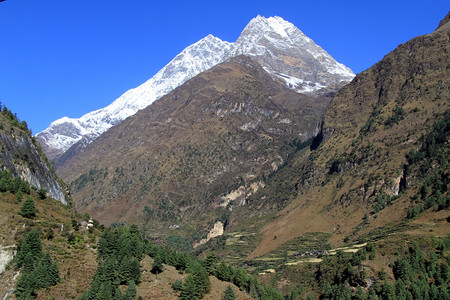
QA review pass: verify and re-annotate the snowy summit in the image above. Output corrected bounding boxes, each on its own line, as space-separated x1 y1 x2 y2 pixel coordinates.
36 16 354 160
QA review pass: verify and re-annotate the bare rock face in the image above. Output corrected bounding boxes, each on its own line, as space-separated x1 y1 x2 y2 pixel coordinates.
0 122 68 205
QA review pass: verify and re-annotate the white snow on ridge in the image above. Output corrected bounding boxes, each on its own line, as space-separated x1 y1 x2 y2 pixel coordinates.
266 16 290 39
37 15 355 158
37 35 234 156
272 71 326 93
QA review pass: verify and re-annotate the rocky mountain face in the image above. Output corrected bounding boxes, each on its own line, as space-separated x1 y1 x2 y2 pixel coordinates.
36 15 354 164
234 16 354 93
0 108 68 205
244 12 450 258
57 55 327 231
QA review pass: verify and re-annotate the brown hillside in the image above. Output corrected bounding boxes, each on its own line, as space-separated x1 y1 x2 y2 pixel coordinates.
249 13 450 258
58 55 329 234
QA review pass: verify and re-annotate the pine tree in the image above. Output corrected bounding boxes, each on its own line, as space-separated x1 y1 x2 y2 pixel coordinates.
191 262 210 297
152 254 163 275
123 280 137 300
179 274 199 300
16 230 42 268
0 178 7 192
22 252 35 274
216 260 234 282
37 188 47 199
222 285 237 300
114 287 123 300
172 279 183 292
19 196 36 219
15 272 34 299
233 268 248 291
41 251 61 286
129 258 141 283
118 256 133 284
205 253 218 275
97 282 113 300
16 189 23 203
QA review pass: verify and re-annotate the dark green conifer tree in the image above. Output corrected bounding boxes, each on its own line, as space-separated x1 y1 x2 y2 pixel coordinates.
37 188 47 199
16 189 23 203
22 252 35 274
97 282 113 300
205 253 218 275
129 258 141 283
233 268 248 291
179 274 199 300
19 196 36 219
123 280 137 300
216 261 234 282
0 178 7 192
222 285 237 300
191 262 210 297
152 254 163 275
15 272 35 299
16 230 42 268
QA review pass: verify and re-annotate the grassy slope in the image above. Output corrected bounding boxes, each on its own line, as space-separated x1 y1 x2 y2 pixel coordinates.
247 15 450 258
0 191 253 300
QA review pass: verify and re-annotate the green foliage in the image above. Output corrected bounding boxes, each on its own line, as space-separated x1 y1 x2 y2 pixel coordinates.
167 235 193 253
123 280 137 300
16 230 42 268
384 106 405 127
1 105 31 133
19 196 36 219
179 274 199 300
222 285 237 300
14 231 59 299
294 236 450 299
0 169 31 195
404 114 450 219
81 225 144 299
373 193 393 214
151 254 163 274
171 279 183 292
189 262 211 297
205 252 219 274
37 188 47 199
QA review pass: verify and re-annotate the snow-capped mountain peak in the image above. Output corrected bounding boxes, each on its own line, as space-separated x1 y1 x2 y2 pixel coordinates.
234 15 354 92
36 34 233 159
36 15 354 162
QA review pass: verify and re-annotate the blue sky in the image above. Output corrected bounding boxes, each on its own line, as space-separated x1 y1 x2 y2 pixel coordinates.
1 1 448 134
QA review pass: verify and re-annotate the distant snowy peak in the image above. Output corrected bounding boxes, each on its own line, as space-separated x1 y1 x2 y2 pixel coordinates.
36 34 233 159
234 15 354 93
37 15 355 161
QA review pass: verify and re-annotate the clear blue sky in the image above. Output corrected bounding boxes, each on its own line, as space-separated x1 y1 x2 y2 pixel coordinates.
1 1 448 134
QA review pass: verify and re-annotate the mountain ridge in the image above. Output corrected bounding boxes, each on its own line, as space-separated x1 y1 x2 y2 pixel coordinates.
57 55 327 230
246 13 450 258
36 15 354 162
